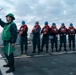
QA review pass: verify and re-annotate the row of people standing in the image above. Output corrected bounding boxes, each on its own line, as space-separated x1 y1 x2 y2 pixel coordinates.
18 21 76 55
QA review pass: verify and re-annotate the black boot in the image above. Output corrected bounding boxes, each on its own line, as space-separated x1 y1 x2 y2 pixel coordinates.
32 50 36 53
73 48 75 51
58 47 61 52
51 48 53 52
46 49 48 53
64 48 68 51
40 48 43 52
21 51 23 55
3 64 10 67
38 51 40 54
6 67 15 73
69 47 71 51
56 48 58 52
25 50 27 54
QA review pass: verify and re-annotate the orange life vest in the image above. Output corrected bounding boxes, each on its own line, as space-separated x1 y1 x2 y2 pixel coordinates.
32 25 40 32
60 26 66 33
51 26 58 33
68 26 75 34
42 25 49 34
19 25 27 32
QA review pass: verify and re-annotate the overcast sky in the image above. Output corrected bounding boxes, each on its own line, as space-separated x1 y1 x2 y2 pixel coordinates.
0 0 76 33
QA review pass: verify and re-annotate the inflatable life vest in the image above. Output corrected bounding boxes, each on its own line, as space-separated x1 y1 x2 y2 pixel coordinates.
68 27 75 34
19 25 27 35
51 26 58 34
60 26 66 33
32 25 40 32
42 25 49 34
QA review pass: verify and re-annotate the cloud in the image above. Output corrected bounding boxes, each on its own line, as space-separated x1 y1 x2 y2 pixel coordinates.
0 0 76 33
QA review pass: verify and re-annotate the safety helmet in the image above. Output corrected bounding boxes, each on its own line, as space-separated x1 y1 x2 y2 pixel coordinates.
22 21 25 25
61 23 65 26
70 23 73 27
45 21 48 25
52 23 56 26
35 21 39 24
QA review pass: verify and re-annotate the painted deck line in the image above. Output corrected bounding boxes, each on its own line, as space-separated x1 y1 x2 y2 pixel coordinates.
0 54 14 75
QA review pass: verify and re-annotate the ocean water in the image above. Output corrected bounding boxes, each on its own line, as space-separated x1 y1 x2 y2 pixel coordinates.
0 35 20 45
0 34 75 45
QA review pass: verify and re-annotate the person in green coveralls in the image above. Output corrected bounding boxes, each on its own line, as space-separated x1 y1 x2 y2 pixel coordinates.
0 13 17 73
